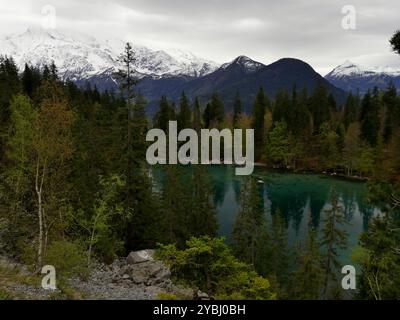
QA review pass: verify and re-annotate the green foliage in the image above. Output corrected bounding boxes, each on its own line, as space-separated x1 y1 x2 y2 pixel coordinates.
0 289 12 300
319 122 340 170
267 121 292 167
232 178 267 267
157 236 276 300
44 240 88 279
357 216 400 300
309 83 331 132
252 87 269 160
290 221 324 300
233 92 242 128
360 89 380 146
160 165 218 247
157 292 179 300
76 175 126 265
320 189 348 298
177 91 191 131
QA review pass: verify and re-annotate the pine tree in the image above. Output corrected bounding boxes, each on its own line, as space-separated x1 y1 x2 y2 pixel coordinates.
382 84 397 142
232 178 266 266
177 91 191 131
193 97 202 131
209 92 224 127
290 216 323 300
203 102 212 128
188 166 218 238
290 87 312 136
233 92 242 128
155 95 172 131
125 94 161 249
268 209 290 295
343 122 361 176
267 121 291 167
343 93 359 128
310 83 331 132
272 90 290 124
360 88 380 146
356 215 400 300
252 87 269 160
114 43 139 209
160 165 191 247
321 189 348 298
0 57 21 162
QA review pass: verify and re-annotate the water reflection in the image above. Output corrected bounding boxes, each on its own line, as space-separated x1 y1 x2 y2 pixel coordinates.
209 167 378 258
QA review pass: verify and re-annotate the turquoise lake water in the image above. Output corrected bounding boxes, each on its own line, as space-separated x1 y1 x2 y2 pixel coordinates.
207 166 379 263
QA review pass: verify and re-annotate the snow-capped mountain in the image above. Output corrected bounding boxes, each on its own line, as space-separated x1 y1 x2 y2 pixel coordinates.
325 60 400 94
0 27 219 83
220 55 265 72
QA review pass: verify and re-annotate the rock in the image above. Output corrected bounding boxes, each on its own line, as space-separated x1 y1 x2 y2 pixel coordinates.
126 250 155 265
198 291 210 300
131 274 147 285
122 274 130 280
155 268 171 281
148 261 164 276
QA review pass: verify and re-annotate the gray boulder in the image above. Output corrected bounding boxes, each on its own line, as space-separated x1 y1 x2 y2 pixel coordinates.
126 250 155 265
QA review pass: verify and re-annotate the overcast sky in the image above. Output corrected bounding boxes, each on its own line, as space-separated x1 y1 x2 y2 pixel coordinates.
1 0 399 74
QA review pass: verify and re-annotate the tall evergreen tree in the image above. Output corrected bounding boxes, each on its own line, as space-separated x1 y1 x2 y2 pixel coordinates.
321 189 348 298
209 92 224 127
188 166 218 238
233 92 242 128
114 43 139 210
310 83 331 132
343 93 359 128
232 178 266 266
193 97 202 132
290 216 323 300
252 87 269 160
203 102 211 128
360 88 380 146
177 91 191 131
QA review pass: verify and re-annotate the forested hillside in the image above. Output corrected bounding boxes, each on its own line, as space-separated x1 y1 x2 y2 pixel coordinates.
1 34 400 299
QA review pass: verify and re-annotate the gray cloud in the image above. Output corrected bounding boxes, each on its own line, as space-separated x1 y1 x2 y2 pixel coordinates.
1 0 399 74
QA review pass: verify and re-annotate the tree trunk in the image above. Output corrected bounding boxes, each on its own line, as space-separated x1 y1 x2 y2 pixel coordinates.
35 157 46 270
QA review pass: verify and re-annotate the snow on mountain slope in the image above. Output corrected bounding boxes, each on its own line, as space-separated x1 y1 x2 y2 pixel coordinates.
0 27 219 82
326 60 400 78
221 55 265 72
325 60 400 94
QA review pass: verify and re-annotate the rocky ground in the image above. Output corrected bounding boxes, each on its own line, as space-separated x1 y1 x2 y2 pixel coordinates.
0 250 203 300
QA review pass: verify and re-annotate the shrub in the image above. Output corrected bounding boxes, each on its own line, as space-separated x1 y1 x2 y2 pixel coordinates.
44 240 88 280
157 236 276 300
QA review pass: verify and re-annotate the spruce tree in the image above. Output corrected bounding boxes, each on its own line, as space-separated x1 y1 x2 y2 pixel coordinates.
155 95 172 131
193 97 202 131
233 92 242 128
321 189 348 298
343 93 359 128
360 88 380 146
252 87 269 160
232 178 266 266
203 102 212 128
177 91 191 131
310 83 331 132
209 92 224 127
290 216 324 300
188 166 218 238
114 42 139 210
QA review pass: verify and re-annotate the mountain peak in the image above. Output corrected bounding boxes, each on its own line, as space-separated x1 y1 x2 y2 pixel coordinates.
0 28 219 80
221 55 265 72
327 60 366 77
